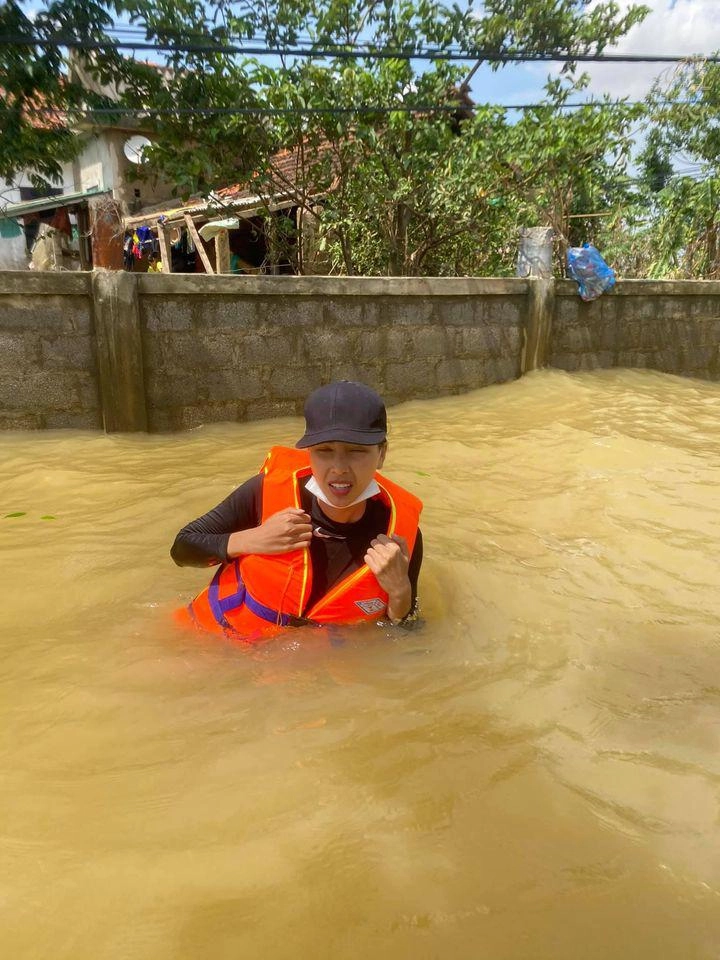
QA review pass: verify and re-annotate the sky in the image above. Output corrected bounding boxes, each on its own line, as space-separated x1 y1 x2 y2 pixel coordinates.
468 0 720 107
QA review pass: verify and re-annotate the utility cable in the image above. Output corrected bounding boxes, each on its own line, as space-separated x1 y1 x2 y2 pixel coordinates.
1 33 719 63
1 100 687 119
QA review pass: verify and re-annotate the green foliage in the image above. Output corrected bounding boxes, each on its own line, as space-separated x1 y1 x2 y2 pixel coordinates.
502 75 643 273
3 0 659 275
234 0 649 275
628 59 720 279
1 1 88 186
638 128 673 194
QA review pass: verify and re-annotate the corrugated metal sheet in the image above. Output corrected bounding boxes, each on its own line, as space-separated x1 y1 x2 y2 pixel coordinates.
1 188 107 218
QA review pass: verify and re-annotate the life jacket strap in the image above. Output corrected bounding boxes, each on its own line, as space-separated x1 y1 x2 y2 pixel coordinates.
208 561 294 628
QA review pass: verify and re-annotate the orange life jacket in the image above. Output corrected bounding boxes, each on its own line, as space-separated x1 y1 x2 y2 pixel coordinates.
178 446 422 642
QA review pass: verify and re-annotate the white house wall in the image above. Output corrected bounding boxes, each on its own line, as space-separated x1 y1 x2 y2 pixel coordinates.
1 128 178 270
73 130 177 214
0 163 75 270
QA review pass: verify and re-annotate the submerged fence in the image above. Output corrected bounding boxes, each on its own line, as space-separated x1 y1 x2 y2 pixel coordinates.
1 271 719 432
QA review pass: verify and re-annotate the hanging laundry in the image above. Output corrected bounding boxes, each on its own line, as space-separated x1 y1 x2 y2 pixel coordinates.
0 217 22 239
48 207 72 236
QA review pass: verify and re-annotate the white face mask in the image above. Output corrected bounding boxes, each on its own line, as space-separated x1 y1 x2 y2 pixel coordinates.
306 475 381 510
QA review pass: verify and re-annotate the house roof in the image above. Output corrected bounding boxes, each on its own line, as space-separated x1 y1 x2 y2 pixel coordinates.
124 143 332 229
123 139 337 230
1 188 107 219
0 87 67 131
123 190 287 229
218 141 335 204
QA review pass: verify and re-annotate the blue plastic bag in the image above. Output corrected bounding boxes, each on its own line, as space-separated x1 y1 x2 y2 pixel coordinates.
566 243 616 301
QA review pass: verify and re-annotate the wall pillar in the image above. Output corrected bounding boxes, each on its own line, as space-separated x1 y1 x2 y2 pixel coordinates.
92 270 148 432
521 277 555 373
88 195 124 269
517 226 554 279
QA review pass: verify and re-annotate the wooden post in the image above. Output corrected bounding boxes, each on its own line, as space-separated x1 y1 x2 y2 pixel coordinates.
76 206 91 270
51 231 64 270
214 228 231 274
265 214 279 275
183 214 214 274
157 223 172 273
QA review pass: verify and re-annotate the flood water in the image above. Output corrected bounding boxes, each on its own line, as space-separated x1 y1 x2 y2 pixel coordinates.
2 368 720 959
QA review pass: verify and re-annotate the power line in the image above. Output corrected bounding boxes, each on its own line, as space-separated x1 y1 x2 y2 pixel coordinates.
1 33 719 63
4 104 465 117
1 99 660 119
103 24 464 49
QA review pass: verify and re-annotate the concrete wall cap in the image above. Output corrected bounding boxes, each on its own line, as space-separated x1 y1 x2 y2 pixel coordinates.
136 274 530 297
0 270 91 296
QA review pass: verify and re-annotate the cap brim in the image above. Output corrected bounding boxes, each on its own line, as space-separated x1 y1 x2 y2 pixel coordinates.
296 427 386 449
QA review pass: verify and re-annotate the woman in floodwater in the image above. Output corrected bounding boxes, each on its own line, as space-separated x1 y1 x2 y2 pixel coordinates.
171 381 423 641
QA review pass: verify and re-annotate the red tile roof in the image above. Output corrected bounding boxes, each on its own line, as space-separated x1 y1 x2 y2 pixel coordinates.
218 140 336 203
0 88 67 130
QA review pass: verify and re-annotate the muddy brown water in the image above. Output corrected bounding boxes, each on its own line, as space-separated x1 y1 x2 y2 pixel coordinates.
1 368 719 959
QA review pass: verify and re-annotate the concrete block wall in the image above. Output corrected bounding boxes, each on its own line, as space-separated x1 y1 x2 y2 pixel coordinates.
2 271 720 433
138 276 525 431
0 273 101 429
551 280 720 379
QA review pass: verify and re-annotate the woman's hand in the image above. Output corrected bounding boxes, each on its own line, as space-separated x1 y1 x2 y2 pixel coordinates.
227 508 312 557
364 533 412 621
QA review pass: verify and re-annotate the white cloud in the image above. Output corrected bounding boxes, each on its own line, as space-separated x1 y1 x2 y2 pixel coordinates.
470 0 720 109
584 0 720 100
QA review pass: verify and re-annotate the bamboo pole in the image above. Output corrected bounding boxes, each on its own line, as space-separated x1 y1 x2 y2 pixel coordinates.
183 214 214 274
157 223 173 273
214 228 231 274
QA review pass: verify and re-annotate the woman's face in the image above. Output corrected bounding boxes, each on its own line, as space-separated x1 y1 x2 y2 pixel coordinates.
307 441 386 510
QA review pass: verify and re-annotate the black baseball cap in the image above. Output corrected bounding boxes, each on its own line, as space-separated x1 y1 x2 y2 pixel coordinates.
296 381 387 448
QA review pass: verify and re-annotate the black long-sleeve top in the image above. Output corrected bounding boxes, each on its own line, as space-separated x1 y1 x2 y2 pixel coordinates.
171 473 423 616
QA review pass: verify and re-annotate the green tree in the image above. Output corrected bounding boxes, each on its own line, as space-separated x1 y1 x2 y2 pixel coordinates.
0 0 130 187
633 58 720 278
231 0 649 274
2 0 650 275
502 76 644 274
